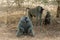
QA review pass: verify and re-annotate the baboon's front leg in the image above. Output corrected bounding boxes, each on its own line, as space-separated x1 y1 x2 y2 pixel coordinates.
16 29 23 37
16 25 24 37
36 14 38 26
28 27 34 37
40 14 42 26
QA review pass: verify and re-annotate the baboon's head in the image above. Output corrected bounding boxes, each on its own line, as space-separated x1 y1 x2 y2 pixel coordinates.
37 6 44 13
47 11 50 15
24 17 29 23
46 11 50 16
21 16 29 24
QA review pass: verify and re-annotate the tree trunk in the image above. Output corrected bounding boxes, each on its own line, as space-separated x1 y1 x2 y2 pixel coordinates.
56 1 60 18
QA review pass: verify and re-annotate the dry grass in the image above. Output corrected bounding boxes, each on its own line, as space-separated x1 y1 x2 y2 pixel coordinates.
0 7 60 40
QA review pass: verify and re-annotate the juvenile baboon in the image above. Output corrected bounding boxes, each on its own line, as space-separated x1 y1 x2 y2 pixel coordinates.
43 11 51 25
26 6 44 26
16 16 34 37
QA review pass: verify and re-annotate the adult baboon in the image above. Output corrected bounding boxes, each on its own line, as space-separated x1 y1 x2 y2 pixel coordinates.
16 16 34 37
43 11 51 25
26 6 44 26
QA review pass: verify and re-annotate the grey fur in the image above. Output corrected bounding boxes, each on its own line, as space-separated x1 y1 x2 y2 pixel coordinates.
16 16 34 37
26 6 44 26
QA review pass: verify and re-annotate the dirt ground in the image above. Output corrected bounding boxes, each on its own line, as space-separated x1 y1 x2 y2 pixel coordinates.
0 21 60 40
0 10 60 40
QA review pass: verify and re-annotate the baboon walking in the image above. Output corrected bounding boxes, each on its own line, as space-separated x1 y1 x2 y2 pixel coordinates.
26 6 44 26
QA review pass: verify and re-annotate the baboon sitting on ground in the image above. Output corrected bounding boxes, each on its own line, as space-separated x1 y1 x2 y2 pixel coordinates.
16 16 34 37
43 11 51 25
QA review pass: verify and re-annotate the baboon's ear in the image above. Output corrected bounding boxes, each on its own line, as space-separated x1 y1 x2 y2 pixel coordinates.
41 7 44 10
42 8 44 10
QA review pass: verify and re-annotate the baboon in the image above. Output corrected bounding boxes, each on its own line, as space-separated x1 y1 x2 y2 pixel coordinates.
26 6 44 26
16 16 34 37
43 11 51 25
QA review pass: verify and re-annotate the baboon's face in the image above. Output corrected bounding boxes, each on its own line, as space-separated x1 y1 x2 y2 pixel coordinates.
26 6 44 12
21 17 29 25
37 6 44 12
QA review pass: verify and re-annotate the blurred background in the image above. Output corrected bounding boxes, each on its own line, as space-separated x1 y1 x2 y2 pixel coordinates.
0 0 60 40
